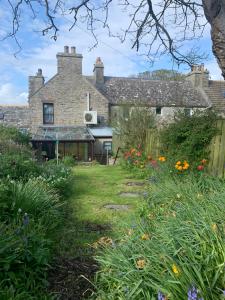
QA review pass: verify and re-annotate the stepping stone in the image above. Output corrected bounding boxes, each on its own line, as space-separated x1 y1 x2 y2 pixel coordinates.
119 192 141 197
103 204 131 211
125 182 145 186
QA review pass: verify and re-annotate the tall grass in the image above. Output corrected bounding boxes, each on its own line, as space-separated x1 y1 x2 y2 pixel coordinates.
93 174 225 300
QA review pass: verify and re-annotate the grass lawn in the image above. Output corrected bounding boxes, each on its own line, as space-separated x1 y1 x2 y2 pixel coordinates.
56 164 146 257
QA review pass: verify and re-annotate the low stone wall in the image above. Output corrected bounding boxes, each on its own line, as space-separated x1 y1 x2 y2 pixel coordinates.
0 106 30 129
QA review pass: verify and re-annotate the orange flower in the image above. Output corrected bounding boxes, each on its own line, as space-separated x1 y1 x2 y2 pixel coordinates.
158 156 166 162
131 148 136 154
136 259 146 269
201 159 207 164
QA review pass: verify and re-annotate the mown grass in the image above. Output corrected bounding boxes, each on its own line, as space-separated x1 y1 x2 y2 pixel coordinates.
55 164 145 257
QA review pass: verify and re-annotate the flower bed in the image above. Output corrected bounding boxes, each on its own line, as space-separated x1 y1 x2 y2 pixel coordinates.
93 149 225 299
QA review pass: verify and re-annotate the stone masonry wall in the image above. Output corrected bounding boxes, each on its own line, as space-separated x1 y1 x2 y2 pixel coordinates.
29 73 109 133
0 106 30 129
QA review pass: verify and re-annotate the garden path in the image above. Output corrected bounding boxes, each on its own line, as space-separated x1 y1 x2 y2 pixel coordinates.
49 164 146 299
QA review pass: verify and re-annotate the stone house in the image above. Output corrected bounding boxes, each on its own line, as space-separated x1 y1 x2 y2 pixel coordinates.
1 46 225 161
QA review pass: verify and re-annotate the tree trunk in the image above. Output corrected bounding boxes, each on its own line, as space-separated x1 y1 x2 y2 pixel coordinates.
203 0 225 79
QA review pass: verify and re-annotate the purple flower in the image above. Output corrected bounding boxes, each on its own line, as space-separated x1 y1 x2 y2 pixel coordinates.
188 286 203 300
23 213 29 226
158 291 166 300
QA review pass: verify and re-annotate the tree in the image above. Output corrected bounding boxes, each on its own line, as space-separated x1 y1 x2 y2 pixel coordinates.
3 0 225 79
133 70 185 81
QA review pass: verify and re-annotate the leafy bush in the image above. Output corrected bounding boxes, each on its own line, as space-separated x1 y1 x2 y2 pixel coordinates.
113 106 156 151
38 162 73 197
0 216 51 298
93 174 225 300
160 110 218 163
0 125 73 298
0 125 30 145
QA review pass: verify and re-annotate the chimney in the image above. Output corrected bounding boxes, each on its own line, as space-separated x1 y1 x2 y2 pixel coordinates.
93 57 104 84
186 64 209 88
57 46 83 75
28 68 44 97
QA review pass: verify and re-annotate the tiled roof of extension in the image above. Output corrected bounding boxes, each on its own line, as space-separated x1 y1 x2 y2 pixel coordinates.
203 80 225 112
89 76 210 108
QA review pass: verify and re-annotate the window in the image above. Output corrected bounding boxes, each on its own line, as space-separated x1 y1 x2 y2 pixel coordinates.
156 107 162 115
184 108 193 117
103 141 112 153
43 103 54 124
0 112 4 120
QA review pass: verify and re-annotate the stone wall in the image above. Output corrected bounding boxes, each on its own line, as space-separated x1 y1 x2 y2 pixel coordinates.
29 73 109 132
0 106 30 129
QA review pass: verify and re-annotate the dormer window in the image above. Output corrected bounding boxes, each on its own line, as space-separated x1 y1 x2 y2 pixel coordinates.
43 103 54 124
156 107 162 115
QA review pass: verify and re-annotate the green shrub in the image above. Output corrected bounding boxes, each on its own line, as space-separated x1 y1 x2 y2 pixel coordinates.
0 218 51 298
62 155 76 166
160 110 218 163
0 125 30 146
0 179 64 229
38 163 73 197
94 175 225 300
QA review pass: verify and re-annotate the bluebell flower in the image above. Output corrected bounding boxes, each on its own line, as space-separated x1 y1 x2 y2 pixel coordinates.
158 291 165 300
23 213 29 226
188 286 203 300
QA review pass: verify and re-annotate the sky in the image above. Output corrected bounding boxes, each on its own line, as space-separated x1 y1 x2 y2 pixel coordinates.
0 0 223 105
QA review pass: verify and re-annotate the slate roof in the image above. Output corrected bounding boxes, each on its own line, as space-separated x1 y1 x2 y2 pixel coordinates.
32 126 95 141
87 76 210 108
89 127 112 137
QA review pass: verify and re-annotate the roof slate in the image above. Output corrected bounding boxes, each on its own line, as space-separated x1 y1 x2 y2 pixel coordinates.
87 76 209 107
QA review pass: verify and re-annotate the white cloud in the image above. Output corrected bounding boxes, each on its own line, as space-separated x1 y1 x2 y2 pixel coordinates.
0 83 28 105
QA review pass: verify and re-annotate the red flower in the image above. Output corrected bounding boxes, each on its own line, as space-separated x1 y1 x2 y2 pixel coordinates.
197 165 204 171
136 151 141 157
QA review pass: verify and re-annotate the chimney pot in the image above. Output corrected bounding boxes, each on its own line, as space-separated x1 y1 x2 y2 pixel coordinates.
37 69 42 76
64 46 69 53
71 46 76 54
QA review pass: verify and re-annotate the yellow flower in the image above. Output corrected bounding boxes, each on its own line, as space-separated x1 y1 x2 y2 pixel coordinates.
172 264 180 275
176 161 181 165
127 229 133 236
176 193 181 199
136 259 146 269
141 233 150 240
211 223 217 232
159 156 166 162
177 166 183 171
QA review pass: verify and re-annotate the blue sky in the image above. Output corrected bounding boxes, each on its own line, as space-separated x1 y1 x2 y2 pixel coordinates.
0 0 223 105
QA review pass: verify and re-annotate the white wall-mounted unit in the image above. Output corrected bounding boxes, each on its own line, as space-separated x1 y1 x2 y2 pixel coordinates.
84 111 97 124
